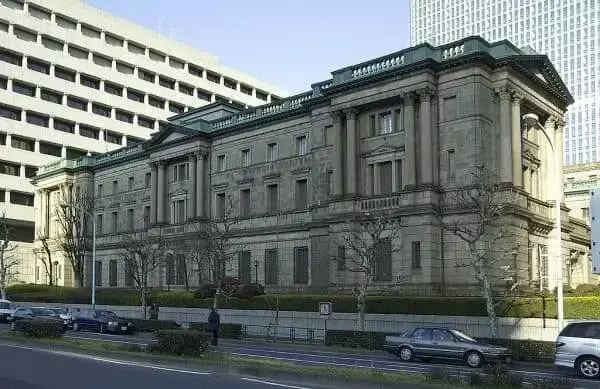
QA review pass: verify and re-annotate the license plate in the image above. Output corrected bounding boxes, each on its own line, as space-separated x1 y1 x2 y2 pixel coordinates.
121 326 127 331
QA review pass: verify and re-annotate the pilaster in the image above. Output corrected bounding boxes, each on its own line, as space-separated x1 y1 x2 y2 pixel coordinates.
555 118 565 203
402 92 417 189
149 162 158 224
196 151 206 218
188 153 197 219
543 116 557 202
511 90 523 187
496 87 513 183
330 111 344 197
344 108 359 195
156 161 166 224
417 88 434 186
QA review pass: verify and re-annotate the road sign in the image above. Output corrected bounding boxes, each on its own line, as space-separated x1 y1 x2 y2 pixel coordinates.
591 191 600 274
319 302 332 317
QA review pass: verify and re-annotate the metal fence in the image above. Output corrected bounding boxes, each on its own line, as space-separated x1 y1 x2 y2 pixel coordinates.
236 323 325 344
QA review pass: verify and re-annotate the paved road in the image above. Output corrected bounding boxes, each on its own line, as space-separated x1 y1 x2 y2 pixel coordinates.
1 324 597 388
0 343 354 389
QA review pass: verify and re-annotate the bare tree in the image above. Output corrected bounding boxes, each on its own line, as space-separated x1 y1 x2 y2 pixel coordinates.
168 239 202 291
0 212 21 299
35 231 54 286
195 194 239 309
118 229 167 318
334 211 402 331
437 166 520 337
55 187 94 288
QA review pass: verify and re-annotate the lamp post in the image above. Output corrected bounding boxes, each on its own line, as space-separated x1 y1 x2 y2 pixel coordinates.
61 203 96 309
254 259 259 284
522 113 564 331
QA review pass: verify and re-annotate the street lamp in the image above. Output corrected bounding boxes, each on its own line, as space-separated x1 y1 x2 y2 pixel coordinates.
61 203 97 309
522 113 564 331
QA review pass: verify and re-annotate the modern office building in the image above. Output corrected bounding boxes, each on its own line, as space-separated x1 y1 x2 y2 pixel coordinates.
564 162 600 223
32 37 595 292
0 0 286 275
411 0 599 167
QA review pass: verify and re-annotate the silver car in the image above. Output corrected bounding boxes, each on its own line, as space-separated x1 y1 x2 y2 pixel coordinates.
384 327 512 368
554 320 600 379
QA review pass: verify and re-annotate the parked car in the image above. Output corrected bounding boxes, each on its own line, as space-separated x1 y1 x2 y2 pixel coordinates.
0 299 15 322
384 327 512 368
72 309 134 334
48 307 73 328
9 307 68 333
554 320 600 379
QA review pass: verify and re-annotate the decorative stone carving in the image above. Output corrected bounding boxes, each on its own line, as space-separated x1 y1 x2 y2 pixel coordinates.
402 91 417 106
511 90 523 105
417 87 435 102
330 110 343 123
495 87 513 100
343 108 359 120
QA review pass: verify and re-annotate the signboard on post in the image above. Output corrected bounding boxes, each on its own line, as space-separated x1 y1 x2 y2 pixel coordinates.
591 191 600 274
319 302 332 318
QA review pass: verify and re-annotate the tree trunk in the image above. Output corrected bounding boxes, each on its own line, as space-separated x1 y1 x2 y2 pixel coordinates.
0 259 6 300
479 269 498 338
140 288 147 319
213 284 221 310
355 275 371 332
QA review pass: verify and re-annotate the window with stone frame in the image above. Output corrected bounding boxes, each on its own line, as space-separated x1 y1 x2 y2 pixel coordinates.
96 214 103 234
143 206 150 227
172 199 186 224
126 209 134 231
166 254 175 285
295 179 308 210
379 112 393 134
145 173 151 188
264 249 278 285
240 189 251 217
176 254 186 285
238 251 252 283
266 184 278 214
374 238 392 281
241 149 251 167
293 246 309 284
411 241 421 269
109 259 117 287
327 171 334 195
111 211 118 233
216 193 226 219
217 154 226 172
447 149 456 182
267 143 278 161
125 260 134 287
379 161 393 195
172 163 188 182
296 135 308 155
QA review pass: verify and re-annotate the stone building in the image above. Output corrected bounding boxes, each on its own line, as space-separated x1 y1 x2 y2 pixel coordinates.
31 37 594 294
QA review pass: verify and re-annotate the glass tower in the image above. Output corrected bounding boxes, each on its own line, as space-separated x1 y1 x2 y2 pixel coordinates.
410 0 599 166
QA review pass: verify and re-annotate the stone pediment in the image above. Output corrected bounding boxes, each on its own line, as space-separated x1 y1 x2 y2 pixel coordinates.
366 144 403 157
169 188 188 198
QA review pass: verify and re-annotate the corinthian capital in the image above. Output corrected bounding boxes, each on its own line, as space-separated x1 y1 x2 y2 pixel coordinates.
417 87 435 102
544 114 557 129
330 110 343 124
494 86 513 101
343 108 359 120
511 90 523 105
402 91 417 106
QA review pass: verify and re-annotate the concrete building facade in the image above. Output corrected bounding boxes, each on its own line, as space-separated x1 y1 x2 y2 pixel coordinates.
0 0 285 280
31 37 594 293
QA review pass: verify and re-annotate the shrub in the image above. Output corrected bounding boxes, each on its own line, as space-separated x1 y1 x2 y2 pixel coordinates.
220 277 240 294
154 329 209 357
188 322 243 339
193 285 216 299
232 284 265 299
571 283 600 296
14 319 64 338
125 318 180 332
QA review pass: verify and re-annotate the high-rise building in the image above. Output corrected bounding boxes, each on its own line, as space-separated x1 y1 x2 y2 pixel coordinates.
0 0 286 250
410 0 599 167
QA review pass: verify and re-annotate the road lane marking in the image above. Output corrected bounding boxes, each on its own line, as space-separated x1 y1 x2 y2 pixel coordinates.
241 377 314 389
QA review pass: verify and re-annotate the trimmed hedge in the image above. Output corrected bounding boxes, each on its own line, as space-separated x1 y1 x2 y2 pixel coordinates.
188 322 243 339
13 319 64 338
124 318 181 332
7 285 600 319
154 329 208 357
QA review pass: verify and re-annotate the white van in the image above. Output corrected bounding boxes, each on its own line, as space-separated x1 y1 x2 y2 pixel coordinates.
0 299 14 322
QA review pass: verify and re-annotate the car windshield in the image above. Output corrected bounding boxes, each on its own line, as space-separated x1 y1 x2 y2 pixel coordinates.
0 302 11 309
31 308 57 316
50 308 67 315
97 311 119 320
451 330 477 343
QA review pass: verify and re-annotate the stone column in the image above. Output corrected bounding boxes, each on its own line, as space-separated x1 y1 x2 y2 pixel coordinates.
555 119 565 203
365 164 373 196
38 189 48 237
544 116 557 201
374 163 381 195
392 160 398 192
403 92 416 189
497 87 513 183
418 88 434 186
511 91 523 187
188 153 197 220
196 152 205 218
523 167 531 193
149 163 158 224
330 111 344 196
157 161 166 224
344 108 359 195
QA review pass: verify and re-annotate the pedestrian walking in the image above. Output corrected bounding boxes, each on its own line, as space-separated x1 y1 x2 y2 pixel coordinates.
207 307 220 346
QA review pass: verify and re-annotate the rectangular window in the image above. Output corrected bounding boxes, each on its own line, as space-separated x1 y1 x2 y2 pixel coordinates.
324 125 332 146
116 62 134 75
138 69 155 83
11 136 34 151
143 206 150 227
127 209 134 231
128 176 134 191
25 166 37 178
109 260 117 287
97 184 103 197
12 81 36 97
169 102 184 114
411 241 421 269
264 249 278 285
206 72 221 84
267 143 278 161
81 24 101 39
105 131 122 145
379 161 393 195
266 184 278 214
79 125 99 140
176 254 186 285
374 239 392 281
138 116 154 129
0 77 6 90
68 45 89 60
13 26 37 42
0 104 21 121
179 83 194 96
145 173 151 188
337 246 346 271
55 14 76 29
148 96 165 109
327 171 334 195
296 135 308 155
240 189 251 217
96 214 103 234
27 58 50 74
172 164 188 181
197 89 212 101
104 82 123 96
159 76 175 89
53 119 74 134
238 251 252 284
41 89 63 104
0 48 22 66
39 142 61 157
216 193 226 219
125 261 134 287
127 89 144 103
172 199 185 224
93 53 112 68
67 96 87 111
369 115 376 136
582 207 590 223
188 64 203 77
241 149 251 167
128 42 145 55
116 110 134 123
295 179 308 210
95 262 102 287
112 180 118 194
293 247 309 284
217 155 226 172
54 66 76 82
10 191 34 206
447 149 456 182
0 161 20 176
80 74 100 89
92 103 111 118
379 112 392 134
105 34 124 47
26 112 49 127
111 211 118 233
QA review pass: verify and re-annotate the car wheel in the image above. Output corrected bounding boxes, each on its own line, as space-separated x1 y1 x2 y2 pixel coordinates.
73 322 80 332
397 346 414 362
465 351 484 368
576 356 600 379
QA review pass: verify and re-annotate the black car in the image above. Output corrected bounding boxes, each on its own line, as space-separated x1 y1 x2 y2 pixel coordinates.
72 309 134 334
9 307 68 333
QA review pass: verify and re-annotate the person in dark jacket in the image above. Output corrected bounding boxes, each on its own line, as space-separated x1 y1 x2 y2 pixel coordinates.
207 308 220 346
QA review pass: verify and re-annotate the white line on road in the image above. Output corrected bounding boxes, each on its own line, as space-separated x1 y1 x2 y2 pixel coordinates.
241 377 314 389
